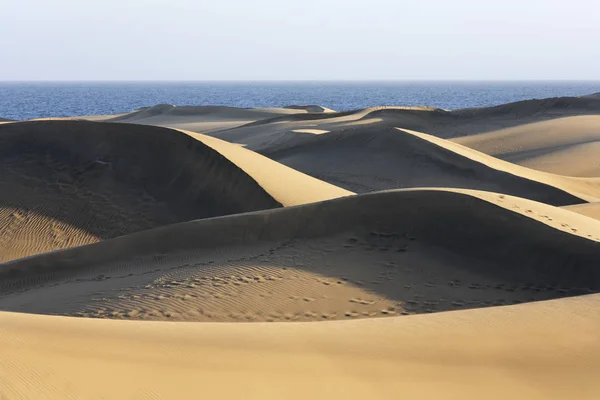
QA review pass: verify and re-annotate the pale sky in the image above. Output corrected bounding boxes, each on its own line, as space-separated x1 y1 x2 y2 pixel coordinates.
2 0 599 81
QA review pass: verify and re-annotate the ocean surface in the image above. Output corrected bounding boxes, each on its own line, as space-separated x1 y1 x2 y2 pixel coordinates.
1 81 600 121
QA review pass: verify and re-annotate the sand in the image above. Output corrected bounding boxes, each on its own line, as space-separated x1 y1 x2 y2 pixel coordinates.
1 95 600 398
0 120 349 263
103 104 334 133
454 116 600 177
1 188 599 322
562 202 600 220
2 294 599 400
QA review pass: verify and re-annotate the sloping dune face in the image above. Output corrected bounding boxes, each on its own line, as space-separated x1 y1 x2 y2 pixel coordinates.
0 120 281 262
0 189 598 321
453 116 600 177
1 294 598 400
254 123 586 204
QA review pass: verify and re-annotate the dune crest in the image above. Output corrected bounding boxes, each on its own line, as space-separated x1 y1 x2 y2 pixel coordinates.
1 188 598 322
0 120 284 261
453 115 600 176
246 123 593 204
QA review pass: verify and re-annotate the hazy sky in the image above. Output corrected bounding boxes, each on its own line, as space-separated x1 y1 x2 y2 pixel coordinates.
2 0 599 81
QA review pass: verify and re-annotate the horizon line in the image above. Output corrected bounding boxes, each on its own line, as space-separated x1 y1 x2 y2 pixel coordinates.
2 79 600 83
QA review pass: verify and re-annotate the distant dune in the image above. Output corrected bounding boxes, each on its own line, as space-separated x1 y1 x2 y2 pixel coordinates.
208 115 599 203
1 95 600 399
104 104 324 133
283 104 336 113
454 115 600 176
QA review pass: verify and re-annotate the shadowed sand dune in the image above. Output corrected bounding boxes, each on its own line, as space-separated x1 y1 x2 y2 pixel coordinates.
1 189 598 321
0 121 348 262
102 104 332 133
242 123 598 203
157 95 600 141
164 97 599 180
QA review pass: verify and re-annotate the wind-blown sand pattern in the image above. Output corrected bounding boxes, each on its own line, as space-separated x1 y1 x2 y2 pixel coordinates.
1 96 600 399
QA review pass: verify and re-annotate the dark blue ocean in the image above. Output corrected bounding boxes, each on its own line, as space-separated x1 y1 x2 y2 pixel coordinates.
1 81 600 121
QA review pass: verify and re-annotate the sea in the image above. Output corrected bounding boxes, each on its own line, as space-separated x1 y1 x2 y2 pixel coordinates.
1 81 600 121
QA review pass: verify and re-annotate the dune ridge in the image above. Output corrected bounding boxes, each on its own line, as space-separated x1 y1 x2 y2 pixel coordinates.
247 123 594 203
1 188 598 322
0 120 351 262
453 95 600 118
453 115 600 176
104 104 328 133
0 120 284 261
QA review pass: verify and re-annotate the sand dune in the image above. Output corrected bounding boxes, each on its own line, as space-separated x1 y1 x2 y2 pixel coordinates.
1 293 599 400
284 104 336 113
0 121 285 262
0 120 349 262
454 116 600 176
228 121 595 203
204 96 600 142
104 104 330 133
180 130 352 206
1 188 598 321
453 94 600 119
562 202 600 220
2 95 600 399
140 99 600 201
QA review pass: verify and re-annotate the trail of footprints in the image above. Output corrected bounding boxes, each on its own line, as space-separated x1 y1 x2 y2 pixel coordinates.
2 229 596 322
496 194 600 240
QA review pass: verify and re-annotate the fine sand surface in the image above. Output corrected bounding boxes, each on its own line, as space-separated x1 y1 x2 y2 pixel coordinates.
1 95 600 398
563 202 600 220
178 107 600 202
454 116 600 176
1 294 599 400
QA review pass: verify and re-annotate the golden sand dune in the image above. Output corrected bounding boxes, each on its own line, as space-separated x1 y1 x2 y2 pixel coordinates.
454 116 600 176
0 120 306 262
1 188 598 322
562 202 600 220
1 293 598 400
181 130 352 206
